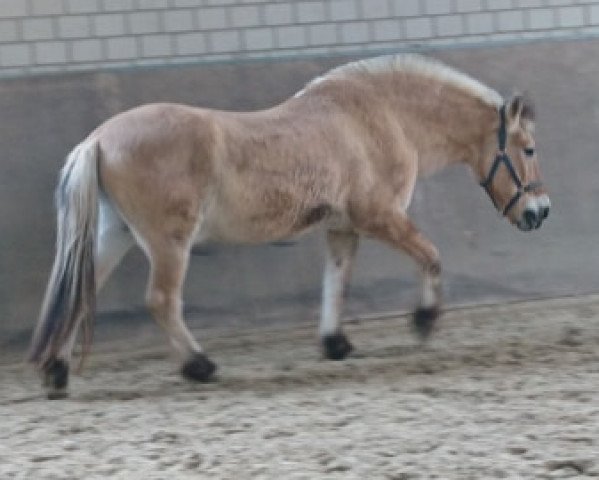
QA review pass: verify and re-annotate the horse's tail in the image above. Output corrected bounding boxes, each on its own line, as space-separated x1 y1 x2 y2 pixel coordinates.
29 139 100 369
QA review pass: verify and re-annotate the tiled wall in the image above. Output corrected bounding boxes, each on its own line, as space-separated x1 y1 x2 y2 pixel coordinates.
1 0 598 76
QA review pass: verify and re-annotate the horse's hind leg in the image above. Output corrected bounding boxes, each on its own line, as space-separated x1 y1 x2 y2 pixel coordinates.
145 240 216 382
320 230 359 360
45 200 134 398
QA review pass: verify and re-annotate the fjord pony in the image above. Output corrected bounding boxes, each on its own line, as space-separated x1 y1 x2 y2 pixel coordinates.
30 54 550 398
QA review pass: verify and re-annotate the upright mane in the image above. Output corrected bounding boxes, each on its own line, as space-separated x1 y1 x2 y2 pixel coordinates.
296 54 504 108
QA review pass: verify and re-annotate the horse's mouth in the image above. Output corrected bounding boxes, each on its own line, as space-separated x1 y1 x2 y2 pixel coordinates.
516 213 547 231
516 221 536 232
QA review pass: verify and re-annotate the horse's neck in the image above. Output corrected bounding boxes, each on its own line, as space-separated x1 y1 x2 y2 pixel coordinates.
300 73 497 177
389 93 497 178
412 127 478 177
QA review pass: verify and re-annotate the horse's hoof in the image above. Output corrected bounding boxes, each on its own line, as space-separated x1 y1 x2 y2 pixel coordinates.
180 352 217 382
47 389 69 400
412 306 439 341
322 332 353 360
43 359 69 400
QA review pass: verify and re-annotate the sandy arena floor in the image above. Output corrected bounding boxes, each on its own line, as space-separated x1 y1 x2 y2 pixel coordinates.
1 295 599 479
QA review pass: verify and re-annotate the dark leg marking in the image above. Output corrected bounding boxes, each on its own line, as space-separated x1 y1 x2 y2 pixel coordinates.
44 358 69 400
322 332 353 361
180 352 217 382
412 306 440 341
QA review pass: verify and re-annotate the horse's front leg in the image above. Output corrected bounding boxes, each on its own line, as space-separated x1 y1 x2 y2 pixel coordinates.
413 254 442 339
320 229 359 360
354 208 441 340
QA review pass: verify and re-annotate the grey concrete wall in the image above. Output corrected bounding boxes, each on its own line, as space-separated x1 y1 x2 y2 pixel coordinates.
2 37 599 350
2 1 599 77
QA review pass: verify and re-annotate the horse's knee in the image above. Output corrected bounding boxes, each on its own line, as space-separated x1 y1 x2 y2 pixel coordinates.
146 289 180 321
42 358 69 399
322 332 354 360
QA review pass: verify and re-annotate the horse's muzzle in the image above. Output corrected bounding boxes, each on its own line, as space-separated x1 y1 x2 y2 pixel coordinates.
517 195 550 231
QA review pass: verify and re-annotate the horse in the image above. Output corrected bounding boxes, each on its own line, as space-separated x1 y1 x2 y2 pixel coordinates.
29 54 550 399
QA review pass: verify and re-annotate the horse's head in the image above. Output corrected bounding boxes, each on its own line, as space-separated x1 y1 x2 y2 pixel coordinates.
479 94 550 231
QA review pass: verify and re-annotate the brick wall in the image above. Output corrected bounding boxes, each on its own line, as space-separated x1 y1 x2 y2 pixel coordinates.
0 0 598 76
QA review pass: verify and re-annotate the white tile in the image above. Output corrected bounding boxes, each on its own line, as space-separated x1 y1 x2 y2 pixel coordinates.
496 9 525 31
66 0 99 14
128 11 161 34
34 41 67 64
243 27 275 50
330 0 359 21
372 18 401 41
31 0 64 16
0 20 19 41
308 22 337 45
424 0 452 15
276 25 307 48
362 0 391 19
0 0 28 17
557 5 584 28
296 1 327 23
106 37 138 60
71 39 103 62
141 34 172 57
209 30 240 52
340 20 370 43
94 14 127 37
455 0 482 13
404 17 432 39
103 0 136 11
163 10 195 32
58 16 91 39
486 0 513 11
137 0 169 8
0 44 31 67
22 17 55 41
198 7 228 30
466 11 494 34
435 14 464 36
390 0 421 17
529 8 556 29
263 3 293 26
176 32 207 55
230 5 261 27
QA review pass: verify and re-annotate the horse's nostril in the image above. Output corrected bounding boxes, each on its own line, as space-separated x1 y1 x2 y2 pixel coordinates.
541 206 549 220
523 209 538 228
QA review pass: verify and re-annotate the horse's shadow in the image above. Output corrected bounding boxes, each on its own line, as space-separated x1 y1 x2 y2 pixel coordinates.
68 343 441 403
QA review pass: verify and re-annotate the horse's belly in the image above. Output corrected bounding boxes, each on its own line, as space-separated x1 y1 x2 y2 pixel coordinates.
195 195 337 245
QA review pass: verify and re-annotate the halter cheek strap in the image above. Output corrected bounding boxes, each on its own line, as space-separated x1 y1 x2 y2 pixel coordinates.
480 104 542 216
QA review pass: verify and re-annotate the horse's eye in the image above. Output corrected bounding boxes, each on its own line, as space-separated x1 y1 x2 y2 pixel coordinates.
523 148 535 157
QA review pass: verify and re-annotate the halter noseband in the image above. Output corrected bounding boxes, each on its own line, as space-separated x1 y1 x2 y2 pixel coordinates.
480 104 542 216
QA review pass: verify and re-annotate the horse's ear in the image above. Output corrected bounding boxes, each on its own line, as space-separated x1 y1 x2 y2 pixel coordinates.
506 93 535 126
506 94 524 125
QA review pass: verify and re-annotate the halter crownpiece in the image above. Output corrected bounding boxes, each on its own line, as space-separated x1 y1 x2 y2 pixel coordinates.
480 104 543 216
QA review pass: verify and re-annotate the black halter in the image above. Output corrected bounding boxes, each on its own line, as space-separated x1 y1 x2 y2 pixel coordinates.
480 105 542 216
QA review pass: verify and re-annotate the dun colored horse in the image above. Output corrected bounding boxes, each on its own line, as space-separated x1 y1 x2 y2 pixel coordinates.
30 54 550 398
